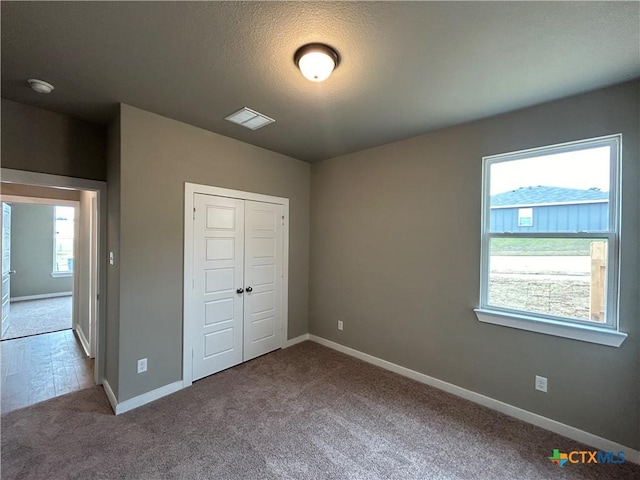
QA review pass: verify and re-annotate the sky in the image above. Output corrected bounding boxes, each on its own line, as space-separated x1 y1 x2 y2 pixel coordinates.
490 146 611 195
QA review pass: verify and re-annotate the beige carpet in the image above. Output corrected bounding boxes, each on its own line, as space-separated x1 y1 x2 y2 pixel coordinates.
2 296 72 340
1 341 638 479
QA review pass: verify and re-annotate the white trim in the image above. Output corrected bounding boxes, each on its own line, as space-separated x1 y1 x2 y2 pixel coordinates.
112 381 184 415
183 182 290 388
0 195 79 208
183 187 195 388
479 135 623 337
281 202 290 356
2 168 107 386
51 272 73 278
75 327 91 357
1 169 106 192
102 379 118 413
102 379 184 416
10 291 72 302
284 333 309 348
185 184 288 205
308 335 640 464
474 308 627 347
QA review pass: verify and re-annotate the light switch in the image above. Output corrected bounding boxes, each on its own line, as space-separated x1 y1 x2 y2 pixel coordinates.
109 252 114 265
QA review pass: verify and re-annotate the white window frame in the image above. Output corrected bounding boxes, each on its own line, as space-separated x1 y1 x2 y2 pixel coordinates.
474 134 626 347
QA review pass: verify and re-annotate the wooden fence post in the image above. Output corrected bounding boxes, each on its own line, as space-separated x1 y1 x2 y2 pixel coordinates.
589 241 606 322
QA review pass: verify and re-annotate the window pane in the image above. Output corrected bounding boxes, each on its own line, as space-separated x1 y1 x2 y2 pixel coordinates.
517 208 533 227
489 146 610 233
55 206 74 273
488 237 607 323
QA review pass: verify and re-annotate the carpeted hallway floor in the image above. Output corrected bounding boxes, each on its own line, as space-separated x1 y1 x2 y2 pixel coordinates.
1 341 638 479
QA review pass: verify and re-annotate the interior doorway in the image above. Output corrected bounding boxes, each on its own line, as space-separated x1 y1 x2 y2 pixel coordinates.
0 169 106 411
0 188 97 412
1 198 78 341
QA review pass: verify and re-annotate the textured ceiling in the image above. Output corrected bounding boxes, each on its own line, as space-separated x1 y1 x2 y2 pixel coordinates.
2 2 639 163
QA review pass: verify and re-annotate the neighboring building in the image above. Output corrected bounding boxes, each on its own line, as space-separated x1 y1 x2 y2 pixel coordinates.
490 186 609 233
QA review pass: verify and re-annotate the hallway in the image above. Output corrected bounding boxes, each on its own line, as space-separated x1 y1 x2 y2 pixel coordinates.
1 329 93 413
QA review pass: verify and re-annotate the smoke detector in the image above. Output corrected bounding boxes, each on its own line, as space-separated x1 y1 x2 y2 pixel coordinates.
225 107 275 130
27 79 54 94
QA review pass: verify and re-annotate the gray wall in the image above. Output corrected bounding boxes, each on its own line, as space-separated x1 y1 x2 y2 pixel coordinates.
105 112 121 397
309 80 639 449
10 203 73 298
113 104 310 402
1 98 107 181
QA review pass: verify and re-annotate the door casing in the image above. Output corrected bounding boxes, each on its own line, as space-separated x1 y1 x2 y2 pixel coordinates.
183 183 289 388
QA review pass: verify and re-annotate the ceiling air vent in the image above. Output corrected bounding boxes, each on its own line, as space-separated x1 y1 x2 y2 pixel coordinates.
224 107 275 130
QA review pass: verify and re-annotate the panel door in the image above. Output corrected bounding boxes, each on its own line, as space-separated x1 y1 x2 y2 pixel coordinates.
192 194 245 381
243 201 283 361
1 203 11 336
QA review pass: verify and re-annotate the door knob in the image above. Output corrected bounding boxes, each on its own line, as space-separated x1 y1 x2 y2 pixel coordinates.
236 288 244 294
245 286 253 293
8 270 16 275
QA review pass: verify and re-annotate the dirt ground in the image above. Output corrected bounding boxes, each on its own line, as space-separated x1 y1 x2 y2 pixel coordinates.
489 274 591 320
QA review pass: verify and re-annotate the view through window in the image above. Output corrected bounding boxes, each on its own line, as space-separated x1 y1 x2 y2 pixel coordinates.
54 206 75 275
481 136 619 327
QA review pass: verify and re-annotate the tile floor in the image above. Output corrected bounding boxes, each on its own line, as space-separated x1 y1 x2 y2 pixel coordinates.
1 329 93 414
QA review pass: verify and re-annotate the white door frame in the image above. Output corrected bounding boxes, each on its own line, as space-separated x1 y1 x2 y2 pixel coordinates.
1 168 107 385
183 182 289 388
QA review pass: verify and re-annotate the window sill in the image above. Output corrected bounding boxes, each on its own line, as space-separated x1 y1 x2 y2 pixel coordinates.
51 272 73 278
474 308 627 347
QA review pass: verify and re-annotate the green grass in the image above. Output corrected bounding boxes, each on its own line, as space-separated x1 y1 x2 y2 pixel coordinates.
490 238 599 256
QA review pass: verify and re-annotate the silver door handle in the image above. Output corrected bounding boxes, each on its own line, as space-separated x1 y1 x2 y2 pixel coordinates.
8 270 16 275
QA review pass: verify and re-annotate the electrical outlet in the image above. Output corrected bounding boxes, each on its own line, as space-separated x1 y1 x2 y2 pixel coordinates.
535 375 547 393
337 320 344 331
137 358 147 374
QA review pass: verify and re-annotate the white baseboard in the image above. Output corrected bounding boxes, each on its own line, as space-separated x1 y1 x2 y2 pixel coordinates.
308 334 640 465
10 292 72 302
284 333 309 348
104 333 310 416
104 380 184 415
74 326 91 357
102 379 118 413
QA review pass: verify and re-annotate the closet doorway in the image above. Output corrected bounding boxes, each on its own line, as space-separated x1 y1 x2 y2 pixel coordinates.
183 184 289 385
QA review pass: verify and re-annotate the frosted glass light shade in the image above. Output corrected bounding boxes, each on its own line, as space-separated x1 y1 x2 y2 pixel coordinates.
294 44 340 82
298 51 336 82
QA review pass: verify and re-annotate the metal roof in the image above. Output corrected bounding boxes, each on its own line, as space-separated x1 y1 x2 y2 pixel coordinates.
491 186 608 207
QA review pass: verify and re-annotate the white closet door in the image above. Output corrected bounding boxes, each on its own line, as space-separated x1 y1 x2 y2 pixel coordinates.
192 194 244 381
243 201 283 361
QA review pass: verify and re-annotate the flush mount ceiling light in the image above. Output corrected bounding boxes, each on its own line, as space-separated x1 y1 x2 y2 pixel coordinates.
27 78 55 94
294 43 340 82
